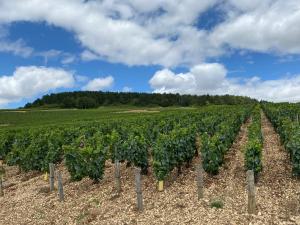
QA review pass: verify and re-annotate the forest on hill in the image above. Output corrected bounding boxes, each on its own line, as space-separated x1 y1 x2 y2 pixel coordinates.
24 91 257 109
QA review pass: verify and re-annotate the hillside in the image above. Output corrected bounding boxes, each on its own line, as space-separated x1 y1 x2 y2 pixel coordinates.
24 91 257 109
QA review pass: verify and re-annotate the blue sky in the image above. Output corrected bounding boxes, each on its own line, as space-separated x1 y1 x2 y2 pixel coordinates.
1 0 300 108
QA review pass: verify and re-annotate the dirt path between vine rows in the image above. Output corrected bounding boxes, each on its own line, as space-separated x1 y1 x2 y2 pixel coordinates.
253 112 300 224
202 118 252 224
0 116 300 225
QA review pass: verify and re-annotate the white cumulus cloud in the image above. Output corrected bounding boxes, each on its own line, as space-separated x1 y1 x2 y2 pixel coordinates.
150 63 300 102
0 66 75 106
82 76 114 91
2 0 300 66
0 0 220 67
1 0 300 66
210 0 300 54
150 63 227 94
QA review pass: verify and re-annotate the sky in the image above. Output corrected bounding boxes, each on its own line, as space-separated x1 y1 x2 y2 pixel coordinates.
1 0 300 108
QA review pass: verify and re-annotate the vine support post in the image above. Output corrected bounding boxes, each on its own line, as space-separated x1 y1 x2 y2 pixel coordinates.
0 175 3 197
247 170 256 214
49 163 55 192
196 163 204 199
135 167 143 212
114 160 121 194
57 170 64 202
195 132 200 157
0 163 4 197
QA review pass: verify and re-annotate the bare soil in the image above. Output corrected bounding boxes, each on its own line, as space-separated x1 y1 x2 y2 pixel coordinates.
0 114 299 225
2 111 27 113
254 113 300 224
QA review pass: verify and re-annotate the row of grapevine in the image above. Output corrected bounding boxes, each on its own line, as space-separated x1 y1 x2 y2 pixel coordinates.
200 108 251 174
5 129 64 172
0 105 253 185
152 125 196 181
244 106 263 178
262 103 300 176
64 132 107 181
0 130 15 159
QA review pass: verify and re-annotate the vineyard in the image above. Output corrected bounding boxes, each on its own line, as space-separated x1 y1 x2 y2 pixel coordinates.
1 104 300 224
262 103 300 176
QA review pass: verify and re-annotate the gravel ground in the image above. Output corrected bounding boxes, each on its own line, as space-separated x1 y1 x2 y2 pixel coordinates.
0 114 300 225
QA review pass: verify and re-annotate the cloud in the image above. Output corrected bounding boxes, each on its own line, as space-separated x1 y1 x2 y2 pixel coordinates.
0 25 33 57
61 54 76 65
1 0 300 66
210 0 300 54
36 50 77 65
82 76 114 91
0 66 75 106
0 0 220 67
37 49 62 65
122 86 133 92
0 25 76 65
226 0 272 12
149 63 227 94
81 50 101 61
149 63 300 102
0 39 33 57
227 76 300 102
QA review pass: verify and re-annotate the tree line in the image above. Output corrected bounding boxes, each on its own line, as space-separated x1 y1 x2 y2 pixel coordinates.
24 91 257 109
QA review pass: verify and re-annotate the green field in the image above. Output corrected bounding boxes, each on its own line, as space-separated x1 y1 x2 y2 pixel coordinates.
0 106 196 129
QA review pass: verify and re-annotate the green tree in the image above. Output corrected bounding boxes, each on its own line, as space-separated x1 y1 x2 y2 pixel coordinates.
76 97 97 109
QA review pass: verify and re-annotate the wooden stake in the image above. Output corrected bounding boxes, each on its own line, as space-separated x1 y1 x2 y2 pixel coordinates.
247 170 256 214
0 163 4 197
195 132 200 157
135 167 143 212
196 163 204 199
0 176 3 197
114 160 121 194
177 165 182 176
57 170 64 202
49 163 55 192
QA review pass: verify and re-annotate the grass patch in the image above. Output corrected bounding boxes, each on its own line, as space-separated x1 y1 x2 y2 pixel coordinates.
76 211 89 224
210 198 224 209
89 198 100 207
